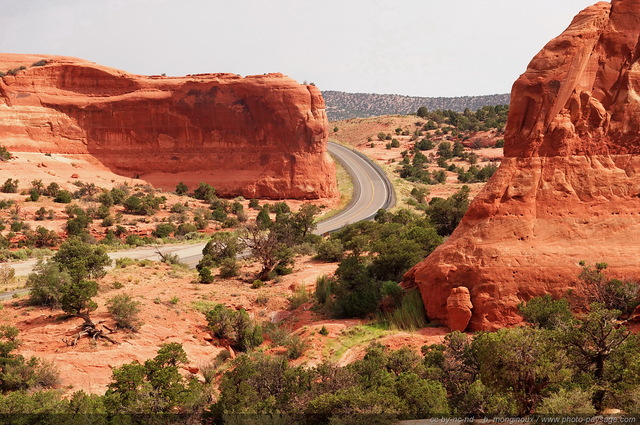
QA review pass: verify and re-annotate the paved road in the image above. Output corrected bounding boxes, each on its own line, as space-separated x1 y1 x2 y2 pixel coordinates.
316 142 395 234
0 141 394 299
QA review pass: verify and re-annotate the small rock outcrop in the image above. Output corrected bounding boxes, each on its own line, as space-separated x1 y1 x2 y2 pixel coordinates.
446 287 473 332
0 54 336 199
404 0 640 330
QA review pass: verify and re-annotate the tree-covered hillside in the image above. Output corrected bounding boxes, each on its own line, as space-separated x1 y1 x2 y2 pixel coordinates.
323 90 510 121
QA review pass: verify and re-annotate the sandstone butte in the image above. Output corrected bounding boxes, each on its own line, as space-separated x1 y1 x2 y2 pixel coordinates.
404 0 640 331
0 53 336 199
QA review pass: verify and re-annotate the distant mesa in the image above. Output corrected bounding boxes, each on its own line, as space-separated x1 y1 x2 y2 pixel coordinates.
323 90 510 121
404 0 640 330
0 53 336 199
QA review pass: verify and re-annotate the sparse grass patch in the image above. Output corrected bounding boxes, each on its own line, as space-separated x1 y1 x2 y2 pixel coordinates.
323 324 389 362
191 300 219 313
289 284 310 310
255 295 269 306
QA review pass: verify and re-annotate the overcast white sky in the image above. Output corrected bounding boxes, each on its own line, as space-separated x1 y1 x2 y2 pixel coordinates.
1 0 601 97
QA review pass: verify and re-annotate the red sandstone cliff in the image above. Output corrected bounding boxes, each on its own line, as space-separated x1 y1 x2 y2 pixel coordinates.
404 0 640 331
0 54 336 199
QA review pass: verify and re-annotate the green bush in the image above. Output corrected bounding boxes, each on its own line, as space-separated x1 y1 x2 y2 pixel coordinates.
27 261 70 308
380 289 428 330
54 190 72 203
193 182 216 201
205 305 263 352
1 178 18 193
536 388 595 415
198 266 214 284
152 223 175 238
219 257 239 278
289 285 310 310
315 239 344 262
175 181 188 195
518 294 573 330
0 146 11 161
123 194 165 215
107 294 143 332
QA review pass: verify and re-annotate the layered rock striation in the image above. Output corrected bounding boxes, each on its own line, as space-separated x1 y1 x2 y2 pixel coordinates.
404 0 640 331
0 54 336 199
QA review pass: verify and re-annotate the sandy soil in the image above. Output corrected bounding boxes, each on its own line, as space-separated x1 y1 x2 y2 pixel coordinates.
0 253 451 395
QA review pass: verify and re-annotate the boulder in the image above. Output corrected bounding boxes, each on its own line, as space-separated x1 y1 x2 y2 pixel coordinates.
446 287 473 332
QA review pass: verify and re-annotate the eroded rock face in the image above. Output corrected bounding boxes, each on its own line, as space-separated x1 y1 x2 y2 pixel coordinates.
446 287 473 332
0 54 336 199
404 0 640 330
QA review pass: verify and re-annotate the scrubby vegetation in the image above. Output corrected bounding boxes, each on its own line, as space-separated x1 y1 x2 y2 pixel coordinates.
5 293 639 423
315 208 442 323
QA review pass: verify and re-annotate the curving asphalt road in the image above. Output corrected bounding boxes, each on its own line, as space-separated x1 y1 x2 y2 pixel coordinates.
316 142 395 234
0 142 394 299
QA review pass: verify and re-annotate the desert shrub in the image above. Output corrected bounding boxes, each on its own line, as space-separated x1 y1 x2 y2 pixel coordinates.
315 275 335 306
248 199 260 209
152 223 175 238
107 294 143 331
43 182 60 197
0 146 11 161
289 285 310 310
101 216 114 227
315 239 344 262
104 343 205 414
115 258 136 268
219 257 239 278
10 221 24 232
66 210 92 237
159 252 183 267
52 237 110 282
285 334 307 359
205 305 263 352
380 289 428 330
425 186 470 236
170 202 188 213
193 182 216 201
123 194 165 215
1 178 18 193
31 226 59 248
252 279 264 289
0 199 14 209
575 261 640 316
54 190 72 203
518 294 573 330
175 181 188 195
123 234 142 246
27 261 70 308
200 231 242 267
175 222 197 236
536 388 595 415
198 266 214 284
27 188 40 202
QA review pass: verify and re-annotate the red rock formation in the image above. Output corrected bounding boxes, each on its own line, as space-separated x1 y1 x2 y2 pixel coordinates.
0 54 336 199
404 0 640 330
446 287 473 332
